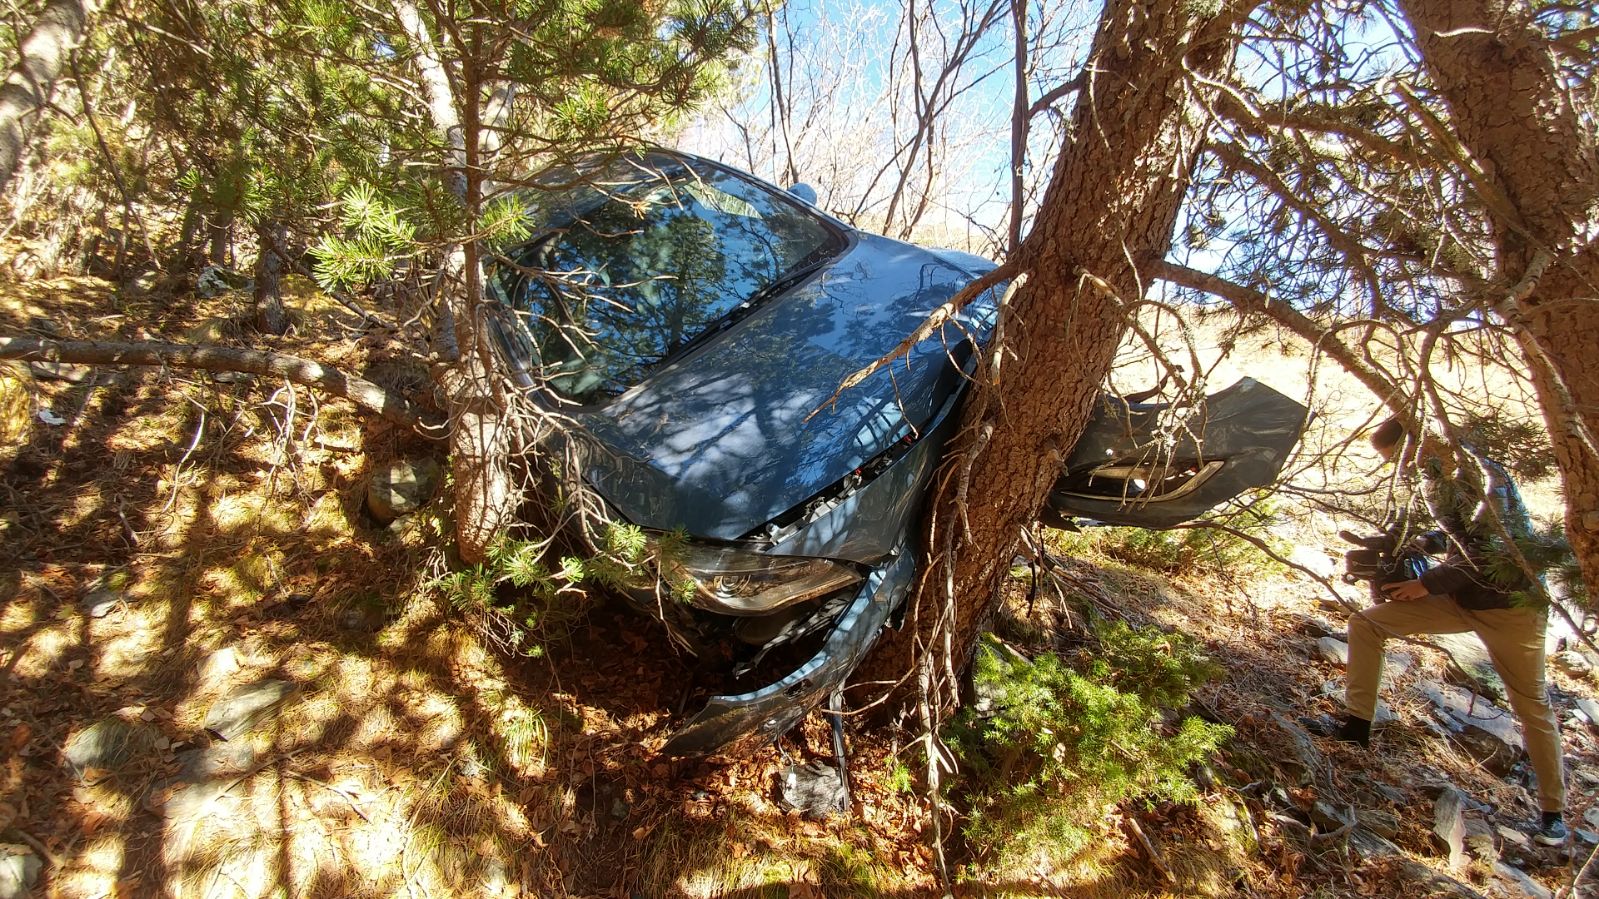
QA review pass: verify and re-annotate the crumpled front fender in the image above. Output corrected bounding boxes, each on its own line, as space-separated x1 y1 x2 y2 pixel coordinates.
660 548 916 756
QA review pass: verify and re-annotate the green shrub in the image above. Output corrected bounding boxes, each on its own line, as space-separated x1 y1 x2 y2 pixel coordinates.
948 623 1230 870
435 522 649 656
1461 411 1555 481
1084 500 1281 576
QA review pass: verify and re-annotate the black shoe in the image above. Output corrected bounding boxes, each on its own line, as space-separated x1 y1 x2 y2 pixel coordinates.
1299 714 1371 747
1534 813 1569 846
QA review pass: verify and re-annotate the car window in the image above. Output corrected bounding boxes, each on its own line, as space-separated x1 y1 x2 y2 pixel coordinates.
493 156 844 405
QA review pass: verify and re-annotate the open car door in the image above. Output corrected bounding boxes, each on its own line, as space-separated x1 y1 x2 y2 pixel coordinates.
1044 378 1308 529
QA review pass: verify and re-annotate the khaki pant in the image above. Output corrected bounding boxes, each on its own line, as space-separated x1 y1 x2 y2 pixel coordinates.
1346 596 1566 813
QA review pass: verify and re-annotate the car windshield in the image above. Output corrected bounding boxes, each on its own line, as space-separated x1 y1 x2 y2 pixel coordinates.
491 154 844 405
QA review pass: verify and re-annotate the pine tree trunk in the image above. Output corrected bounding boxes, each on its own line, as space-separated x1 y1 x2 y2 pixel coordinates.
208 211 233 267
395 0 516 564
860 0 1256 699
253 221 290 336
0 0 98 192
1399 0 1599 599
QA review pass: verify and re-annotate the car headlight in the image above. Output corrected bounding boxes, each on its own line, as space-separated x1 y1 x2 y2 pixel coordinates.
653 539 862 616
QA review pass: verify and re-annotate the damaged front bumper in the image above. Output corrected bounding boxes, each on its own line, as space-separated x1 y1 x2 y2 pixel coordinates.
660 548 915 756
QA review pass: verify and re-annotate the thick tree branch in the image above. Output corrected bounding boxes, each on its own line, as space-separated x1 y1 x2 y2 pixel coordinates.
1210 87 1426 168
1026 71 1082 119
0 336 445 433
0 0 99 191
1153 259 1405 409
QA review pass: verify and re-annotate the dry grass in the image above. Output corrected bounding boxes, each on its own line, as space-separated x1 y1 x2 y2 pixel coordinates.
3 267 1591 899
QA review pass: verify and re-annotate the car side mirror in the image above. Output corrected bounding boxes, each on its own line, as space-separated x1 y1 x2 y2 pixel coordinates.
786 183 818 205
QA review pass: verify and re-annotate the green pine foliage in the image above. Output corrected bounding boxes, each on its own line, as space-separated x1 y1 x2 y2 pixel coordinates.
434 521 653 657
302 0 758 292
948 625 1230 870
311 185 421 291
1081 500 1282 576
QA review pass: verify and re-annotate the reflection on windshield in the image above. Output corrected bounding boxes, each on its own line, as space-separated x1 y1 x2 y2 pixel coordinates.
492 156 843 405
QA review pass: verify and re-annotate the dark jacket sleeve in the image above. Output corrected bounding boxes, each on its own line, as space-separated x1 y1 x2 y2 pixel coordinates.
1420 563 1473 597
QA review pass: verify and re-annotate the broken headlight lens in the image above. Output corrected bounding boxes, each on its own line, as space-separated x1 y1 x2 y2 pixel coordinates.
653 540 862 616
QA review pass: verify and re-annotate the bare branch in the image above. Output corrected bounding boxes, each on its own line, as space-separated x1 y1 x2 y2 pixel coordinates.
0 336 445 433
1152 259 1405 409
807 261 1021 419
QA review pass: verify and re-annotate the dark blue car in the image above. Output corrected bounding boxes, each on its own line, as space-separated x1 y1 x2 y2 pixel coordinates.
488 150 1306 755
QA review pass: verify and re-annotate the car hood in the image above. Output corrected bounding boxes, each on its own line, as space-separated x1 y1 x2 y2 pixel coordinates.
575 234 993 543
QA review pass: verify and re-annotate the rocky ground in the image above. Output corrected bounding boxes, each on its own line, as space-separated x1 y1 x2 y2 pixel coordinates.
2 269 1597 897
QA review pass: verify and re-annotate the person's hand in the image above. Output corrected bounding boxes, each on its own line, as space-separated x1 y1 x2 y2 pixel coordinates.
1382 579 1429 601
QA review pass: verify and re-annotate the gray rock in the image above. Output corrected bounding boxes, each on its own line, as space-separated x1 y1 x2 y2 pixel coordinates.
1550 649 1593 677
1311 800 1352 832
777 761 847 818
1346 826 1401 862
155 741 265 833
482 858 510 895
1433 632 1508 702
1432 787 1466 869
1357 808 1400 840
1497 825 1531 850
1290 613 1335 639
62 717 158 779
1490 861 1552 899
1372 782 1407 805
1464 816 1497 864
1315 636 1350 666
203 679 298 741
81 588 121 619
1584 806 1599 831
1415 681 1523 775
1384 651 1415 679
195 265 251 298
366 457 442 525
177 740 259 781
1574 698 1599 730
0 844 41 899
1576 829 1598 846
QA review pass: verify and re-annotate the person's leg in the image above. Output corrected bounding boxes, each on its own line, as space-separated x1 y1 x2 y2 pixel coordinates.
1470 607 1565 815
1345 595 1473 720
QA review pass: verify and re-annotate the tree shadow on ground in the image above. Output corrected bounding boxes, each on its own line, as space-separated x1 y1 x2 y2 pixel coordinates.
1 277 1291 898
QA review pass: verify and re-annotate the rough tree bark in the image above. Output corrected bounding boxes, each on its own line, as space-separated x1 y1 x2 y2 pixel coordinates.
862 0 1259 697
1399 0 1599 595
253 221 291 336
0 0 99 192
